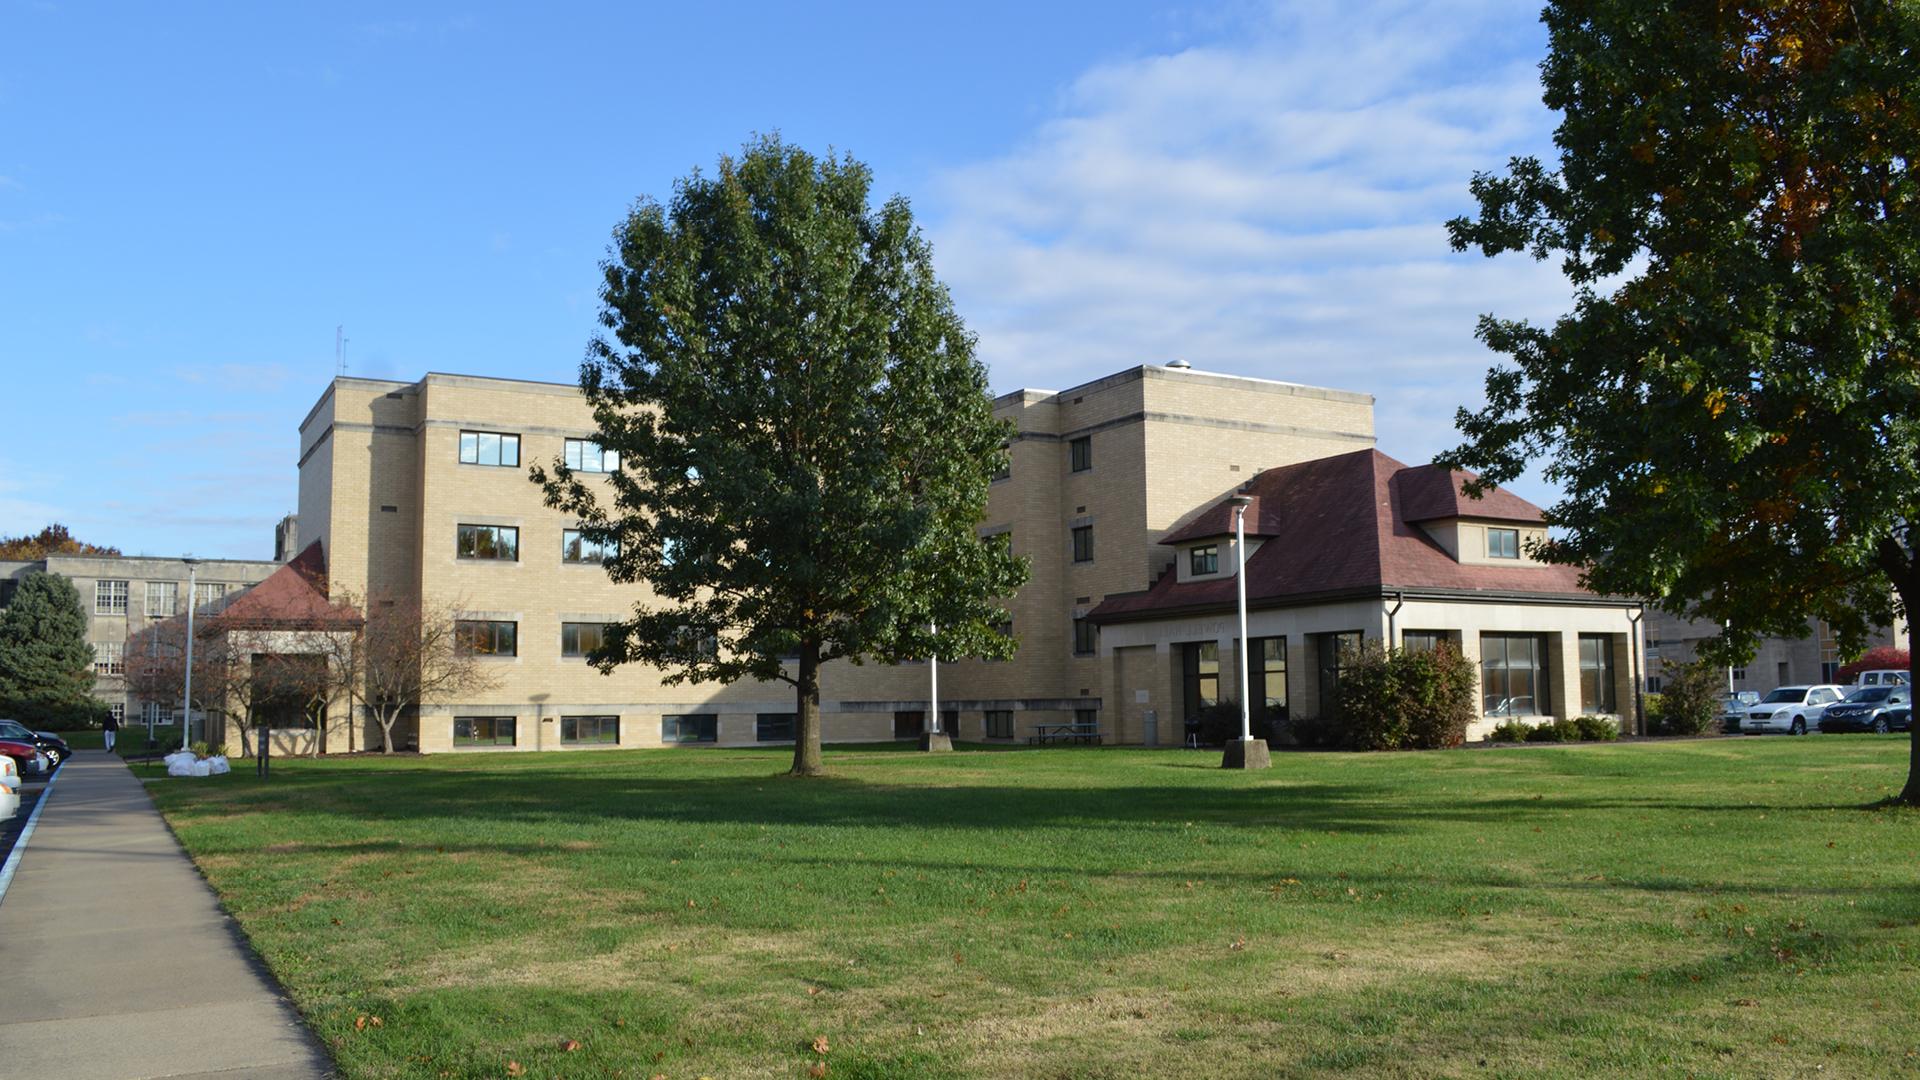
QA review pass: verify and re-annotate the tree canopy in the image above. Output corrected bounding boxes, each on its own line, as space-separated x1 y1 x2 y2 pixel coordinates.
537 136 1029 775
0 524 120 560
0 571 106 726
1444 1 1920 798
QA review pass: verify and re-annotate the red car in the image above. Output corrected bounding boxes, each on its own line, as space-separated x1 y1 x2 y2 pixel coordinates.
0 738 48 779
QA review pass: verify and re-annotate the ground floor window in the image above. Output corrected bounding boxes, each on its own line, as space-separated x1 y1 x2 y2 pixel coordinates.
109 703 125 724
1579 635 1616 714
1074 707 1098 730
756 713 795 742
1251 636 1288 717
454 715 516 746
561 715 618 745
663 714 717 744
1481 633 1547 716
893 710 924 739
984 709 1014 739
143 702 174 725
1316 631 1363 720
1180 641 1220 721
1403 630 1449 653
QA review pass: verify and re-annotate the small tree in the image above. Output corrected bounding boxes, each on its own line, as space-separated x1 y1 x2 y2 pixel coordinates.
1334 643 1478 751
537 136 1029 776
1652 660 1722 737
0 571 107 726
123 618 238 750
327 593 498 753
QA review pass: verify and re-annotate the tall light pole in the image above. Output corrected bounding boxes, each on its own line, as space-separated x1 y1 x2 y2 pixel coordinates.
921 621 951 752
1223 495 1269 770
181 558 198 750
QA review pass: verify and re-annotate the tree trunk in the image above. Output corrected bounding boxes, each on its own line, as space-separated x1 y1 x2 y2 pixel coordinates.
378 706 397 754
1902 604 1920 805
791 640 824 776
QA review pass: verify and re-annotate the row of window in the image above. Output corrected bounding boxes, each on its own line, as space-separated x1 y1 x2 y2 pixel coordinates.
458 431 619 474
91 579 227 617
457 525 617 564
452 620 715 660
452 712 793 747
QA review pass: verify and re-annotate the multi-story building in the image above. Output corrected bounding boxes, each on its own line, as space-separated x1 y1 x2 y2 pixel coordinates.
0 554 281 726
288 360 1632 753
1643 611 1906 694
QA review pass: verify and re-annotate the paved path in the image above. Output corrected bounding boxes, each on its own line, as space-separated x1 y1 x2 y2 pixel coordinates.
0 752 333 1079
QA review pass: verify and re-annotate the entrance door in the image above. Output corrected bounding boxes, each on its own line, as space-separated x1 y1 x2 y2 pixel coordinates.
893 710 925 739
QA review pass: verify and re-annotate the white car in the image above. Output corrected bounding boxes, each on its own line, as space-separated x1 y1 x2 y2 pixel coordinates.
1855 669 1910 689
1742 685 1848 735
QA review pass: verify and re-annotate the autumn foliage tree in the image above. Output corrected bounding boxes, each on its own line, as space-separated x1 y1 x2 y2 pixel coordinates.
0 524 120 560
1444 1 1920 799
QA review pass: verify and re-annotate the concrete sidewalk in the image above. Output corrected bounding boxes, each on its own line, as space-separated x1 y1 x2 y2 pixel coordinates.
0 752 333 1079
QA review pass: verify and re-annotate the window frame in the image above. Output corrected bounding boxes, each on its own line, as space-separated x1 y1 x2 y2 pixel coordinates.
984 709 1014 739
93 641 124 676
561 528 617 564
1578 634 1616 714
453 715 517 746
662 713 718 744
1071 524 1094 563
456 523 520 561
458 430 521 468
1481 632 1548 717
144 581 177 618
1487 527 1521 560
755 713 796 743
95 579 129 615
1069 436 1092 472
1252 635 1288 714
1072 617 1098 656
563 438 619 474
1190 545 1218 575
560 622 606 659
560 714 619 745
454 619 518 657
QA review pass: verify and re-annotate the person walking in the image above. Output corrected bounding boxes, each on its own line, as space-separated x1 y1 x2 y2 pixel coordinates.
102 708 118 753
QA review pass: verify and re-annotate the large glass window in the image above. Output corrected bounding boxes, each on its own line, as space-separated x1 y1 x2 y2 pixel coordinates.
1252 636 1287 714
1071 525 1094 563
1181 641 1221 720
454 716 516 746
145 581 177 618
143 702 174 725
564 438 619 474
984 709 1014 739
1487 527 1520 559
457 524 519 560
1072 617 1097 656
95 579 128 615
562 529 617 564
663 713 717 743
561 715 619 745
193 581 228 612
561 622 605 658
1403 630 1448 653
756 713 796 742
459 431 521 467
1190 545 1218 575
1481 633 1547 716
455 620 518 656
893 710 925 739
1317 631 1363 721
93 642 123 676
1069 436 1092 472
1579 635 1616 714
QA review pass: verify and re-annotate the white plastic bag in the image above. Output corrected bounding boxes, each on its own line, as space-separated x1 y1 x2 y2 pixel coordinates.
165 751 198 777
206 755 230 775
189 759 211 777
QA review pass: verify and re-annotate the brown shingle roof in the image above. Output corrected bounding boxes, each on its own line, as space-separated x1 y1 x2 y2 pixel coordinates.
1091 450 1593 624
207 542 362 631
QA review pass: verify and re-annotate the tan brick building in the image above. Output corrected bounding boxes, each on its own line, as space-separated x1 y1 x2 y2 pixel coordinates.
290 361 1634 753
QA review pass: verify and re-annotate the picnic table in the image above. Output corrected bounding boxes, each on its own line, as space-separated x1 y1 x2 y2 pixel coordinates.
1029 722 1102 745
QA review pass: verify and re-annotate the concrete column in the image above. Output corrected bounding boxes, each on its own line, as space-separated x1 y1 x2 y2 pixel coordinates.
1548 631 1580 720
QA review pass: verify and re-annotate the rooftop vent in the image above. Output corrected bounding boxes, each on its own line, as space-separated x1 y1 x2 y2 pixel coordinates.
1166 358 1192 370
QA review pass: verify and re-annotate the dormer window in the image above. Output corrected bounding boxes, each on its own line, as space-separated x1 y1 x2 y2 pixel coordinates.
1487 528 1520 559
1190 544 1219 575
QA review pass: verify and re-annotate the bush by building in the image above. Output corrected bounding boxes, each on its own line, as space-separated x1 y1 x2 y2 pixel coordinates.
1649 660 1722 736
1326 641 1478 751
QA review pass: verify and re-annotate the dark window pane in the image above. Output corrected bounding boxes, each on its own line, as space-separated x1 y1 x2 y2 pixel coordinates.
756 713 796 742
1070 436 1091 472
561 715 618 744
662 714 717 743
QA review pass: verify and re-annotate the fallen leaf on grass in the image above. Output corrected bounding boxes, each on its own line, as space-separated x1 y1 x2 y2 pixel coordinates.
506 1062 524 1078
1229 937 1247 951
808 1063 828 1078
806 986 822 996
813 1035 831 1055
560 1039 580 1052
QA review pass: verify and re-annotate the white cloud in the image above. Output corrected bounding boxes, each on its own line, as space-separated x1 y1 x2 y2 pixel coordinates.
926 0 1575 496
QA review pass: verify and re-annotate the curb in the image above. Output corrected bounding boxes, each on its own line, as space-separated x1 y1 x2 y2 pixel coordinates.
0 755 64 907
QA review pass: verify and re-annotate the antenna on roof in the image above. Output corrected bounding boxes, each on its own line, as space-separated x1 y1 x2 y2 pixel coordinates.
335 325 349 377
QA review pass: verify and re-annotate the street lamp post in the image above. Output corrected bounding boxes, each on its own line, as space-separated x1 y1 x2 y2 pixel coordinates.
1223 496 1270 770
921 622 951 752
181 558 198 751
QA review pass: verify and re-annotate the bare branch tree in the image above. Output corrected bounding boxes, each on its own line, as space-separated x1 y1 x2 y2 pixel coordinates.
324 591 498 753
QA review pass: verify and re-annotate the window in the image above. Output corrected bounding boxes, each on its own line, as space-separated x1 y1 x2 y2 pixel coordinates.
193 581 228 613
673 626 719 660
561 622 605 658
984 709 1014 739
564 438 619 474
1073 617 1097 656
455 620 518 656
458 430 521 467
1069 436 1092 472
1253 636 1288 714
1821 661 1842 684
562 529 617 564
561 715 619 745
992 445 1010 482
1579 634 1616 714
663 713 717 743
143 702 174 725
145 581 177 618
94 642 123 676
892 710 925 739
1317 631 1364 721
1646 675 1664 694
1776 661 1789 685
1487 527 1520 559
457 524 519 560
1071 525 1094 563
1189 545 1218 575
454 716 516 746
1403 630 1447 653
95 579 128 615
1181 641 1220 720
1731 666 1747 681
1481 633 1547 716
1075 707 1099 731
108 703 125 725
756 713 796 742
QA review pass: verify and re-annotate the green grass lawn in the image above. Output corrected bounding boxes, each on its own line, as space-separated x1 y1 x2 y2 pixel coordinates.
146 739 1920 1079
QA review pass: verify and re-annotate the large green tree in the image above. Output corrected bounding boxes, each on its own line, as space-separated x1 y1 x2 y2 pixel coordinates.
536 136 1030 776
1444 1 1920 798
0 571 105 726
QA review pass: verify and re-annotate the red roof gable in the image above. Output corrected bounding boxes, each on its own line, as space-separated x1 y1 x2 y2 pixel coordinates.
1091 450 1593 624
208 542 362 631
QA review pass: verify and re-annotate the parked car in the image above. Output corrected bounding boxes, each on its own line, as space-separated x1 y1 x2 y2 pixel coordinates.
1883 705 1914 733
0 719 69 766
1720 691 1762 733
1820 685 1913 733
1741 685 1848 735
1855 669 1911 688
0 738 49 779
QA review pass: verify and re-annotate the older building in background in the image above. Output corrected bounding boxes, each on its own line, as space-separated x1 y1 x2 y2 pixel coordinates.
1642 611 1906 694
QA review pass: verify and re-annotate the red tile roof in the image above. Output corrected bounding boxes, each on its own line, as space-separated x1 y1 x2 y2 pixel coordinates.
1091 450 1594 624
207 542 362 631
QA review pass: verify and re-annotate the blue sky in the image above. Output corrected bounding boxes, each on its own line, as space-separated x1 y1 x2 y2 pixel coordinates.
0 1 1568 559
